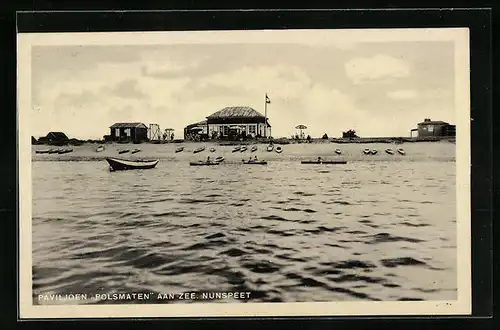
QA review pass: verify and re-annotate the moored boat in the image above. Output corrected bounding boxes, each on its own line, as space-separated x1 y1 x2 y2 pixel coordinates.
363 148 371 155
175 147 184 153
48 149 60 154
35 149 52 154
96 145 105 152
251 146 258 152
371 149 378 155
334 149 342 155
131 148 141 154
193 147 205 154
385 148 394 155
397 148 406 155
240 146 248 152
106 157 159 171
215 156 224 162
275 146 283 153
209 148 216 152
232 146 241 153
266 145 274 152
57 148 73 154
118 149 130 154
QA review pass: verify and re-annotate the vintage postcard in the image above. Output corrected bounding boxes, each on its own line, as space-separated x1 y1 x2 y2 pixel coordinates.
18 28 471 318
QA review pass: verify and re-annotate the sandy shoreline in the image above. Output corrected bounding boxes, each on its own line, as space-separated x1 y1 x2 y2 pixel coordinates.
32 136 455 147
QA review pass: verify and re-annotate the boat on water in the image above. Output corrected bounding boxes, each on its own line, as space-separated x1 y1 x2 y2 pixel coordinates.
266 145 274 152
96 145 105 152
209 148 216 152
57 149 73 154
301 160 347 164
131 148 141 154
385 148 394 155
175 147 184 153
118 149 130 154
275 146 283 153
215 156 224 162
242 160 267 165
48 149 60 154
106 157 159 171
232 146 241 153
251 146 258 152
334 149 342 155
193 147 205 154
35 149 52 154
363 148 371 155
240 146 248 152
397 148 406 155
371 149 378 155
189 161 220 166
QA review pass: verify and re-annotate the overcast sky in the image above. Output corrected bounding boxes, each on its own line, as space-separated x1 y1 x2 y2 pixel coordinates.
29 33 456 140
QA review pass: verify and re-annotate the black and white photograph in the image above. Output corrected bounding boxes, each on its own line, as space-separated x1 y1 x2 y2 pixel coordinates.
18 28 471 318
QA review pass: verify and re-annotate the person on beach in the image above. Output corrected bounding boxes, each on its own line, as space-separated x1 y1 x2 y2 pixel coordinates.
207 156 211 163
254 156 258 161
317 157 322 162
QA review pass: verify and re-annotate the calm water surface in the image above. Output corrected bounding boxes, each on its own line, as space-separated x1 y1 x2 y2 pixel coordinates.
32 142 457 304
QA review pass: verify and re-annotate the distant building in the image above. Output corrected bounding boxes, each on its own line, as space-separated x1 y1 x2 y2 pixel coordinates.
110 122 148 143
37 132 69 145
184 106 271 141
416 118 456 137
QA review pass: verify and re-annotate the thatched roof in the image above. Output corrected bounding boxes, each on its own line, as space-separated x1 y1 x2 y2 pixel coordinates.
110 122 148 129
206 106 265 120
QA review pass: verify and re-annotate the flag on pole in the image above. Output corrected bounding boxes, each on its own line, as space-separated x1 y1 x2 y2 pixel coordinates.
266 93 271 104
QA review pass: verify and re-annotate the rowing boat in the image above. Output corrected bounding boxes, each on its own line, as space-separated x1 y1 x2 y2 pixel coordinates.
251 146 258 152
96 146 105 152
301 160 347 164
397 148 406 155
240 146 248 152
131 148 141 154
232 146 241 152
363 148 371 155
106 157 159 171
334 149 342 155
242 160 267 165
266 145 274 152
118 149 130 154
57 149 73 154
193 147 205 153
385 148 394 155
189 161 220 166
371 149 378 155
175 147 184 153
275 146 283 153
215 156 224 162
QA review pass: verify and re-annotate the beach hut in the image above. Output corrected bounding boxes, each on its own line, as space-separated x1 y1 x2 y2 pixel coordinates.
416 118 455 137
109 123 148 143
